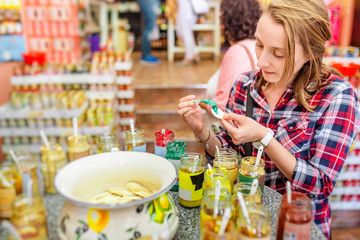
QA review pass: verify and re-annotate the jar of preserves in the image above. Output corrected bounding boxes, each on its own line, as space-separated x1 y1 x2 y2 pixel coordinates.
200 184 232 232
231 182 262 222
40 143 67 194
165 141 186 191
276 192 312 240
179 153 205 207
67 134 90 162
203 167 231 193
18 154 43 196
0 161 22 194
10 194 48 239
97 134 120 153
236 203 271 240
213 148 238 186
238 156 265 193
0 171 16 219
125 129 146 152
200 218 236 240
155 129 174 158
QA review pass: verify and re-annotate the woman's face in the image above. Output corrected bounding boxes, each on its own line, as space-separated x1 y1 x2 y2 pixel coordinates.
254 13 308 85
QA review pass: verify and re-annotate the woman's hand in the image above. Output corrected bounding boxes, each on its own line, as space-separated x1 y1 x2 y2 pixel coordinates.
178 95 206 133
220 112 268 145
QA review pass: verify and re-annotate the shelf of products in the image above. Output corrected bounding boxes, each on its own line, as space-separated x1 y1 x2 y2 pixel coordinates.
167 1 221 61
0 53 121 156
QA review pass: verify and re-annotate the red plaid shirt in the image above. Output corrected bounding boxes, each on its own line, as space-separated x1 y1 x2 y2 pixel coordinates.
217 70 360 239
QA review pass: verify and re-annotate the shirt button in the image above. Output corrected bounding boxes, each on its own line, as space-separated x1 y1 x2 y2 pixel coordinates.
289 126 294 130
281 99 285 102
309 194 315 198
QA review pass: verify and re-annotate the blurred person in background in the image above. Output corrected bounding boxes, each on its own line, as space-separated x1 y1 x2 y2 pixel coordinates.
137 0 161 65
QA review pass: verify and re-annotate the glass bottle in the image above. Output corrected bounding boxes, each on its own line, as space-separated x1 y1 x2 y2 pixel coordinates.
276 192 312 240
125 129 146 152
201 217 236 240
236 203 271 240
0 171 16 219
40 143 67 194
154 129 174 158
165 141 186 191
238 156 265 193
0 161 22 194
203 167 232 193
67 134 90 162
178 153 205 208
200 185 232 232
10 194 48 239
97 134 120 153
213 148 238 186
231 182 262 222
18 154 43 196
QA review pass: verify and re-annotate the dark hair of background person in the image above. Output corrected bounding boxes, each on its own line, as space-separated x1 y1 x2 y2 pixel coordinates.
221 0 262 43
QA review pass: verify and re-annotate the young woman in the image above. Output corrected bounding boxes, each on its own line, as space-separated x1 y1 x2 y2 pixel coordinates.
178 0 360 238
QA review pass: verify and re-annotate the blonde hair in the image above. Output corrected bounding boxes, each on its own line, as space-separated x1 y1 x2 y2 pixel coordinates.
259 0 342 111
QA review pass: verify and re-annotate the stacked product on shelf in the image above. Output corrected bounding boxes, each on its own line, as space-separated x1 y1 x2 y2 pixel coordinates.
0 51 121 157
0 0 26 62
115 55 134 141
22 0 81 63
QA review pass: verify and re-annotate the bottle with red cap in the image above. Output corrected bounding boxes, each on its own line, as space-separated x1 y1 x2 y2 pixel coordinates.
154 129 174 158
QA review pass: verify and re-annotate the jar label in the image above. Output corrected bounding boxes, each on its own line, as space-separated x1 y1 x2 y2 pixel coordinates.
68 149 90 162
154 145 166 158
283 221 311 240
179 169 204 201
133 144 146 152
168 159 180 189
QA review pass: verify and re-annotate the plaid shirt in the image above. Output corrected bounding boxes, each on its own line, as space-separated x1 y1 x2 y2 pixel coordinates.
217 70 360 239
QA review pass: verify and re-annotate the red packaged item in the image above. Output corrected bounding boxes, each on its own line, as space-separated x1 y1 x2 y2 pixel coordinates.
154 129 175 158
22 52 46 66
332 63 360 77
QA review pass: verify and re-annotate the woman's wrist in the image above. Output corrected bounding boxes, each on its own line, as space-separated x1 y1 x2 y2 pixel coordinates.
195 127 211 143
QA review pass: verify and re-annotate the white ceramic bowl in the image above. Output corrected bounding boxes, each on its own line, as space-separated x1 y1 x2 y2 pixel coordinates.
55 151 178 240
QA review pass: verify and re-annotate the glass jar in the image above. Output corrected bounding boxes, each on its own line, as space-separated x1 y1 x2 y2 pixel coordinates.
0 172 16 219
67 134 90 162
97 134 120 153
231 182 262 223
236 203 271 240
18 154 42 196
155 129 174 158
125 129 146 152
0 161 22 194
178 153 205 208
200 219 236 240
238 156 265 193
213 148 238 186
165 141 186 191
203 167 232 193
40 143 67 194
10 194 48 239
200 185 232 232
276 192 312 240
